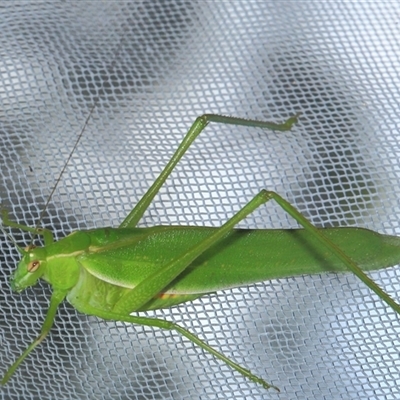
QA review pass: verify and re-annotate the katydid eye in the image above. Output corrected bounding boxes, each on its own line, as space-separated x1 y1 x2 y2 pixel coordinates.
28 260 40 272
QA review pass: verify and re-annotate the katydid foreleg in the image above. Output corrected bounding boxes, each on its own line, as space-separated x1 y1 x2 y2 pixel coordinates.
1 289 67 385
1 207 54 245
1 114 299 388
1 190 288 389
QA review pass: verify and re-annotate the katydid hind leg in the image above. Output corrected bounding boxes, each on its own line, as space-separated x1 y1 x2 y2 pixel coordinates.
114 189 400 390
113 190 287 314
116 186 395 315
84 190 310 390
120 113 299 229
265 191 400 314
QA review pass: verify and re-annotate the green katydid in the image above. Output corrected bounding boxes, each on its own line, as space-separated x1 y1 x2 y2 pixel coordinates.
2 113 400 391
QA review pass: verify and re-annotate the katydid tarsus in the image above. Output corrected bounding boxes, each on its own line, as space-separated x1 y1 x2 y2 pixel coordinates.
1 113 400 391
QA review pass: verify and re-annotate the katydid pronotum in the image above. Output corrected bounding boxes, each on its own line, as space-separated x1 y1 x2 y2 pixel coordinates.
2 113 400 391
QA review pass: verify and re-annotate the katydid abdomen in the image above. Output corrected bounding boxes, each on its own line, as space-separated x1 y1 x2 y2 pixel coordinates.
17 225 400 312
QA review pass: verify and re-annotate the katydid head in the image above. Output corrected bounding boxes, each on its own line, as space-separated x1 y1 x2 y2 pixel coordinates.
1 208 54 291
11 245 47 292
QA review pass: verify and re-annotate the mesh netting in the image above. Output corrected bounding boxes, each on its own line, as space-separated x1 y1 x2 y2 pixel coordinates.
0 2 399 399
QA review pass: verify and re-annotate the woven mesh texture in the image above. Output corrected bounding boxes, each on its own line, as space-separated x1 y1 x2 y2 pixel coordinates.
0 2 399 399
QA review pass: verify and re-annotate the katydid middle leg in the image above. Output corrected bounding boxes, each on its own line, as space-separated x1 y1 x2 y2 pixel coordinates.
99 187 399 390
81 190 305 391
74 302 280 391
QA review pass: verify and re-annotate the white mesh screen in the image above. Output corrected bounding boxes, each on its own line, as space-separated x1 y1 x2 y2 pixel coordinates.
0 2 399 399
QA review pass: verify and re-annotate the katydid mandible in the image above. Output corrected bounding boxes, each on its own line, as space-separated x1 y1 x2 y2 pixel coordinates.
2 113 400 391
